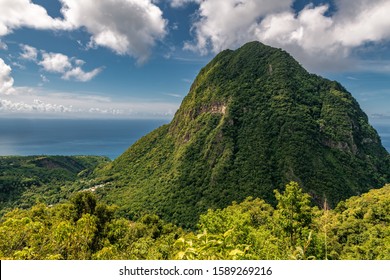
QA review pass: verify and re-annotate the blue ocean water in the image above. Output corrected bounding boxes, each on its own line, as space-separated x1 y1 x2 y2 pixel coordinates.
0 119 168 159
374 124 390 153
0 119 389 160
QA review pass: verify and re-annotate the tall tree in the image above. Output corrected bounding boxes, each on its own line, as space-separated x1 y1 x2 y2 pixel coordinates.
274 182 314 249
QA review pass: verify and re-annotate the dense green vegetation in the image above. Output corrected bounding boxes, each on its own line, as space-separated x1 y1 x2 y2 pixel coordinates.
0 182 388 260
0 42 388 260
95 42 390 227
0 156 110 215
176 182 390 260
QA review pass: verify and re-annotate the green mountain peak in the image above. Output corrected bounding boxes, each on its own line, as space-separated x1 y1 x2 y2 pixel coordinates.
98 42 390 228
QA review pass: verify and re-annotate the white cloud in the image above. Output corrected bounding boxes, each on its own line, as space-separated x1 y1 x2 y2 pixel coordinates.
0 88 179 118
12 61 25 70
59 0 167 63
333 0 390 47
253 2 390 55
0 0 167 63
0 98 62 114
164 93 182 98
0 98 73 114
0 58 15 95
74 59 85 66
62 66 103 82
182 78 192 83
15 44 103 82
39 52 72 73
184 0 292 55
37 51 102 82
19 44 38 61
184 0 390 71
0 39 7 50
40 74 49 83
0 0 66 36
170 0 200 8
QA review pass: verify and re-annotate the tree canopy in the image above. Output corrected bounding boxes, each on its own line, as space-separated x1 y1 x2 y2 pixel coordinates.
1 182 388 260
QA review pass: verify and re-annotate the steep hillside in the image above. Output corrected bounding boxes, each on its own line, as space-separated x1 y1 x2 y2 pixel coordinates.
0 155 110 213
96 42 390 227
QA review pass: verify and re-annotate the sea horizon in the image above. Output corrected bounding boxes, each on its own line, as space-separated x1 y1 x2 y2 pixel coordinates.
0 117 389 160
0 118 169 160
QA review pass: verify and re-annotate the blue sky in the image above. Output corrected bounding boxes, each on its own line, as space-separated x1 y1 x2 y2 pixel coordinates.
0 0 389 123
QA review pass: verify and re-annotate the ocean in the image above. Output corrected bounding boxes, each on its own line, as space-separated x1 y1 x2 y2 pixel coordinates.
0 118 389 160
374 123 390 153
0 118 168 159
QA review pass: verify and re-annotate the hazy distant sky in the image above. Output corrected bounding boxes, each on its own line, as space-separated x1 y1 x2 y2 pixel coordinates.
0 0 389 121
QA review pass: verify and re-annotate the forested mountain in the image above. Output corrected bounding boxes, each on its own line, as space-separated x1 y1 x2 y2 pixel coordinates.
94 42 390 227
0 156 110 214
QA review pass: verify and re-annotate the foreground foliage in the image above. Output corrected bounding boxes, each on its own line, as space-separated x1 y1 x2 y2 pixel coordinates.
0 182 389 260
176 182 390 260
0 191 181 260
